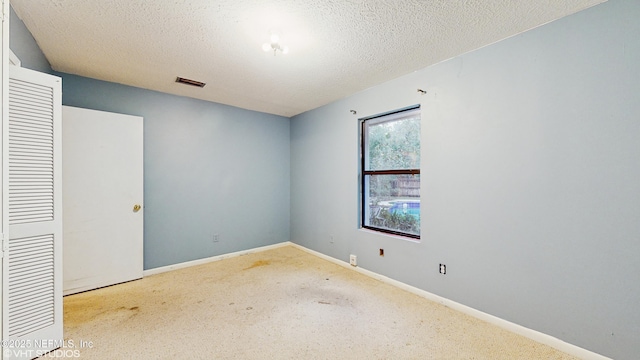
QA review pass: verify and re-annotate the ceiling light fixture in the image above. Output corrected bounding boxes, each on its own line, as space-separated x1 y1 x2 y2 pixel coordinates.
262 32 289 56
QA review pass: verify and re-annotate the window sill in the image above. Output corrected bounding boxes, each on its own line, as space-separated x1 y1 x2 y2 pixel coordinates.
359 227 421 243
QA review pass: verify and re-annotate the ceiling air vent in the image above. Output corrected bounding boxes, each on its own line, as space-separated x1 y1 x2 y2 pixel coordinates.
175 77 206 88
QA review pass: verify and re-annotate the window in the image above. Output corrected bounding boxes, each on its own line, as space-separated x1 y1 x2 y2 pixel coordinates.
361 106 420 239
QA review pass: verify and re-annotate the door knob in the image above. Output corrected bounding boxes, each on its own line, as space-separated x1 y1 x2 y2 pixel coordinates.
133 204 142 212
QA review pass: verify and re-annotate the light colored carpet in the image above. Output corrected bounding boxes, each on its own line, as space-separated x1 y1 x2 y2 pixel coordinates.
63 245 578 359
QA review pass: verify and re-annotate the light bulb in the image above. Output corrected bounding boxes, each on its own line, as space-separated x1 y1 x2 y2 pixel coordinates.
282 46 289 54
270 33 280 44
262 43 271 52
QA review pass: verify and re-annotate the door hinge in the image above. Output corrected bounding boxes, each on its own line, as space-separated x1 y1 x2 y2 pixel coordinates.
1 233 6 258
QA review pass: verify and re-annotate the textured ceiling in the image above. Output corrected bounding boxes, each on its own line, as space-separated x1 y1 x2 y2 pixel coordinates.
11 0 606 117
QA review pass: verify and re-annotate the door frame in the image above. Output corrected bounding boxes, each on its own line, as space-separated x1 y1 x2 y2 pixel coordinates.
1 1 11 358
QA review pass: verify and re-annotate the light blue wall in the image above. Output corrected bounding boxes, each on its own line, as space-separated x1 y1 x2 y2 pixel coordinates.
290 0 639 359
9 7 291 270
9 7 51 73
57 74 291 270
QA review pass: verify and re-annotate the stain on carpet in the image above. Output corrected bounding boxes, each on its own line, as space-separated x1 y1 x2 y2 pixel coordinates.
244 260 270 270
65 300 138 328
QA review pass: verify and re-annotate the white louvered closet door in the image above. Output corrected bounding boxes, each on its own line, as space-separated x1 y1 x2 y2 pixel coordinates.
3 66 62 359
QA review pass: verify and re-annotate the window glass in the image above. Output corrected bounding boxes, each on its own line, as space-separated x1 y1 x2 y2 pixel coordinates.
366 115 420 171
361 107 420 239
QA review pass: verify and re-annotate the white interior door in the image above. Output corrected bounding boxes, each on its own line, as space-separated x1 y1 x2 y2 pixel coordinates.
3 66 62 359
62 106 143 296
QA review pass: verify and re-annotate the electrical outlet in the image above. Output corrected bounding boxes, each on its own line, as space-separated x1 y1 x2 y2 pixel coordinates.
350 255 357 266
329 234 334 244
439 264 446 274
213 234 220 243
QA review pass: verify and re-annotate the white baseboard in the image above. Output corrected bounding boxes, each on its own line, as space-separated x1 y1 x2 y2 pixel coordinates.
142 242 290 277
288 242 611 360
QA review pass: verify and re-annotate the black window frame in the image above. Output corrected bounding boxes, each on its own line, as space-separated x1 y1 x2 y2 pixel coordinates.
360 105 421 239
